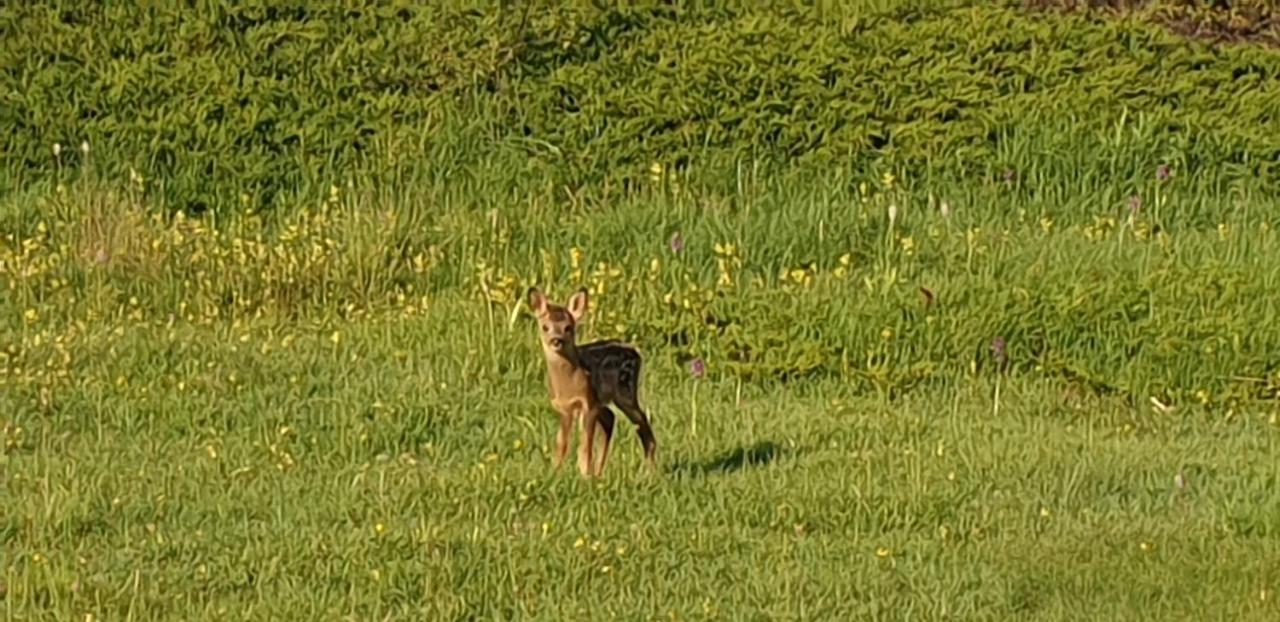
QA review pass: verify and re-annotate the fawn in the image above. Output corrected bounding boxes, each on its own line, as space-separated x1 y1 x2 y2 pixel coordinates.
527 287 658 477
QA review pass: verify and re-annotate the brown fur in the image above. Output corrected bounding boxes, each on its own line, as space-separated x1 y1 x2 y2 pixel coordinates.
527 287 657 477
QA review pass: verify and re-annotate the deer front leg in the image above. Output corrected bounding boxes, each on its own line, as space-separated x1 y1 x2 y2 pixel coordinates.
578 405 597 477
554 409 574 470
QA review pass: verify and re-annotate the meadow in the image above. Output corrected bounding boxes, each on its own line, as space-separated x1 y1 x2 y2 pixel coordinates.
4 2 1280 620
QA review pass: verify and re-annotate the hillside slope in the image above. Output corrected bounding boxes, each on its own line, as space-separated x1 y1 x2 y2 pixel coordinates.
2 2 1278 211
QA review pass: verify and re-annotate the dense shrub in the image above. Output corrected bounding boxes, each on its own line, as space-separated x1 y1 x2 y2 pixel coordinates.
2 2 1279 211
0 3 544 210
510 3 1280 190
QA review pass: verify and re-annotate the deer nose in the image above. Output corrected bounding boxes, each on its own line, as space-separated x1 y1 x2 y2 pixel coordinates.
550 338 564 348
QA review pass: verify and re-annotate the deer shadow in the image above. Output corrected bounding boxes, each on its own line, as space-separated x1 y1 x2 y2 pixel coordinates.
667 440 789 477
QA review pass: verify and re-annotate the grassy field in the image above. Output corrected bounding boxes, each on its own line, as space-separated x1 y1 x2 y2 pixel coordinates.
4 172 1280 620
4 2 1280 621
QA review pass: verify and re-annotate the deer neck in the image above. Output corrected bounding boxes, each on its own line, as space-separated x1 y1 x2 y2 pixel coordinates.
543 347 586 394
544 346 582 371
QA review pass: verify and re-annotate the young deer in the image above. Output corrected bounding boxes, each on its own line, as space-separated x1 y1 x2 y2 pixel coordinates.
527 287 658 477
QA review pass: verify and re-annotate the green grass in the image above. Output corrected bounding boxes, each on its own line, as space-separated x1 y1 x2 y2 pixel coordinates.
5 1 1280 619
5 1 1280 209
3 300 1279 620
3 174 1280 620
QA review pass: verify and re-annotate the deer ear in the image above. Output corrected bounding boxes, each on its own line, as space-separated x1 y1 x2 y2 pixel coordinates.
567 288 589 321
527 287 547 314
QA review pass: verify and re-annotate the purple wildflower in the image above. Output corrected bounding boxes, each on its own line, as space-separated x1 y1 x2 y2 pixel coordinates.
1002 169 1017 183
669 232 685 254
1127 194 1142 214
991 336 1008 368
1156 164 1172 182
689 357 705 379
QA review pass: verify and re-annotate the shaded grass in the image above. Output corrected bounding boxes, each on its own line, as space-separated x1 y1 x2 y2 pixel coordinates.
668 441 788 476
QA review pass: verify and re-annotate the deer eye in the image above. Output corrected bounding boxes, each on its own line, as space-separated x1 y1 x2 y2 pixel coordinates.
541 324 549 332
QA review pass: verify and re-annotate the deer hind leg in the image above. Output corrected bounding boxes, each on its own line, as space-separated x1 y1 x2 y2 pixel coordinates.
589 347 657 469
594 406 616 477
615 354 657 468
616 394 657 469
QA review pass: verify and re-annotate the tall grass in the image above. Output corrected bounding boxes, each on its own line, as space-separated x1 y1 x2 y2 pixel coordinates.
4 2 1280 620
4 142 1280 617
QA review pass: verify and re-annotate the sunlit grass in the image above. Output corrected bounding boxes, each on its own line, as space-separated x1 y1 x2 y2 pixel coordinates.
5 0 1280 617
3 161 1280 619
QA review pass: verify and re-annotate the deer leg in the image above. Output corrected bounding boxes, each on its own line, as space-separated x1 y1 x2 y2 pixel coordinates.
578 406 597 477
617 396 658 470
554 410 574 471
594 407 616 477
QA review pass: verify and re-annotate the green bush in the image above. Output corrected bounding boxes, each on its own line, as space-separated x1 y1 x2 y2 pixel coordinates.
2 1 1279 211
0 3 543 210
509 2 1280 188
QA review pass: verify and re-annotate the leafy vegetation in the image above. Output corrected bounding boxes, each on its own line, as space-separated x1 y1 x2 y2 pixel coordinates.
3 1 1279 210
3 1 1280 619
